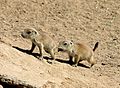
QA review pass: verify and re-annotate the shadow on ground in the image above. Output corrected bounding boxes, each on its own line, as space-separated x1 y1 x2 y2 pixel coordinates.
13 46 90 68
12 46 40 58
56 59 90 68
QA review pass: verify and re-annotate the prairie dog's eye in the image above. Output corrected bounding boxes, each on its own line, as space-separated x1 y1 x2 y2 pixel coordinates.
63 42 67 45
26 31 31 34
34 31 37 34
70 42 73 45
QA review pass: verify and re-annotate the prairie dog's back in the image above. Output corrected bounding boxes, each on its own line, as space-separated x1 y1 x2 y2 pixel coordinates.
35 30 55 48
74 43 93 60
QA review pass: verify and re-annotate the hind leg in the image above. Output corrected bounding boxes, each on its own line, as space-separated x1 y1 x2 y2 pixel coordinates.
88 56 96 67
38 43 44 60
47 49 55 64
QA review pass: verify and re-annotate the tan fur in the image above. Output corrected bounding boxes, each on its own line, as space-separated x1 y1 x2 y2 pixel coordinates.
58 40 98 67
21 28 56 63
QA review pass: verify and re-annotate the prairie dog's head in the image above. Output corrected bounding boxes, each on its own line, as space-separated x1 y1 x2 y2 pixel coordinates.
58 40 74 52
21 28 39 39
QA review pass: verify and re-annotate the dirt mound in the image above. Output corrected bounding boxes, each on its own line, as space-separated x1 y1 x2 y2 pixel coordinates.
0 0 120 88
0 43 117 88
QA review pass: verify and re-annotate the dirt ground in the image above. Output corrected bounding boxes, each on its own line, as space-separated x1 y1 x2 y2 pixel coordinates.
0 0 120 88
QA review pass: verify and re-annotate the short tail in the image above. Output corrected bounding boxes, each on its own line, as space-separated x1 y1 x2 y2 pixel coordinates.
93 42 99 52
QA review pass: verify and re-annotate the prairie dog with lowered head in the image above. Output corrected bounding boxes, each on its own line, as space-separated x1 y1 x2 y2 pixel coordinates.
58 40 99 67
21 28 56 63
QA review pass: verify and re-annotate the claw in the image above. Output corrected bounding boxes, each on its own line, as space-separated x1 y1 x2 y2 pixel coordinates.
47 60 55 64
72 64 77 67
36 56 43 60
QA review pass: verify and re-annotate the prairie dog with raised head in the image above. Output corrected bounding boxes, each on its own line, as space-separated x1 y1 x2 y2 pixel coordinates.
21 28 56 63
58 40 99 67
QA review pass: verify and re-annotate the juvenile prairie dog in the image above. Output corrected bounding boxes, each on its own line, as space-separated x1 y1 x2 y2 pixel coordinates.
58 40 99 67
21 28 56 63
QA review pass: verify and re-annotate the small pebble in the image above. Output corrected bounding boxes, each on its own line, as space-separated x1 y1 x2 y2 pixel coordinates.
101 63 106 65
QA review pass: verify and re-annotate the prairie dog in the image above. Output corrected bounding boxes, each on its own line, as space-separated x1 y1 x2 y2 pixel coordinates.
21 28 56 63
58 40 99 67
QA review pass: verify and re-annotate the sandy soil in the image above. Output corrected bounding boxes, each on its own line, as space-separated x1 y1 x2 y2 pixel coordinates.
0 0 120 88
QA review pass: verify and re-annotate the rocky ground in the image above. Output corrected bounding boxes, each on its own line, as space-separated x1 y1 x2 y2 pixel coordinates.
0 0 120 88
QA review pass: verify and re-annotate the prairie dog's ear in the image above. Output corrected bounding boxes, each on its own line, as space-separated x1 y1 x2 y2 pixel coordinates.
32 29 38 35
33 30 37 34
29 28 38 34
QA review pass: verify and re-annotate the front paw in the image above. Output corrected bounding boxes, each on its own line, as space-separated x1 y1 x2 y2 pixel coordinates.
47 60 55 64
26 50 33 54
36 56 43 60
68 60 73 65
72 64 77 67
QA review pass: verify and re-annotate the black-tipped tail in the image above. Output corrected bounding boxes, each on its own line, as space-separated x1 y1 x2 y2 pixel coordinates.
93 42 99 52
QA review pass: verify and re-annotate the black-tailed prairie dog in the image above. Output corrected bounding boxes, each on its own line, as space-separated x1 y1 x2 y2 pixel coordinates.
58 40 99 67
21 28 56 63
